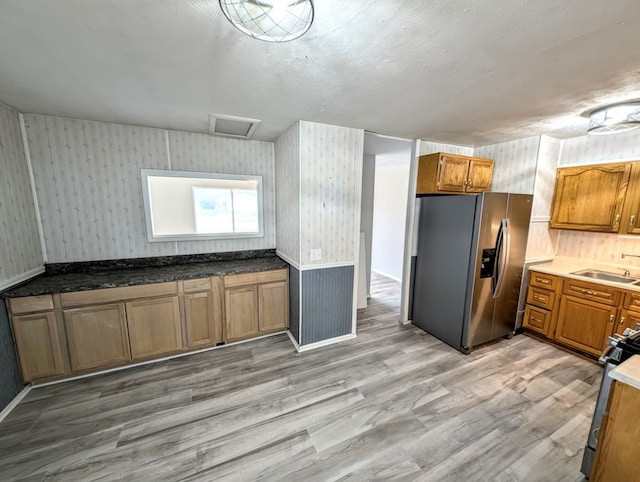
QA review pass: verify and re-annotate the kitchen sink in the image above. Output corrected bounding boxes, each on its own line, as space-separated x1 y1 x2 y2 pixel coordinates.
571 269 640 284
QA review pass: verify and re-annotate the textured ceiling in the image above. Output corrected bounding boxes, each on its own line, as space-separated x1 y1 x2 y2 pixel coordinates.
1 1 640 146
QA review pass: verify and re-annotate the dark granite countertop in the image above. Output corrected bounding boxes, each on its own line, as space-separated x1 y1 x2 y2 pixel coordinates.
3 254 289 298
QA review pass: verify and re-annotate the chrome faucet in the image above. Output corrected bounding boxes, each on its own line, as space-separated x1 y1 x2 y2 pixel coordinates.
621 253 640 259
620 267 631 276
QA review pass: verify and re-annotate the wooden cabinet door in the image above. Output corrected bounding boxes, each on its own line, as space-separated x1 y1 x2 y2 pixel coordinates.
436 155 469 192
258 281 289 332
550 163 631 231
591 381 640 481
12 312 67 382
620 161 640 234
555 295 616 356
616 309 640 335
64 303 130 371
184 291 222 348
466 159 494 193
126 296 182 359
225 286 259 341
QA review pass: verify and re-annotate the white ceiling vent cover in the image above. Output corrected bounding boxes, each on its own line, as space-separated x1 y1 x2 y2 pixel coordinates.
208 113 261 139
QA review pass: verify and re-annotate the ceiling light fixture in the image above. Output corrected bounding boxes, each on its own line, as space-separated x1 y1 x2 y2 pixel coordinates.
588 101 640 135
219 0 314 43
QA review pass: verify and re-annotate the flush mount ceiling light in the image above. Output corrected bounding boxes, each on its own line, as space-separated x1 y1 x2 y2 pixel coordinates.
588 102 640 135
219 0 314 43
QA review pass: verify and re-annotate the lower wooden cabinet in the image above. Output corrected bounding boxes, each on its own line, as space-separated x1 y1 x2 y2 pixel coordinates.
12 312 67 382
8 269 288 383
616 308 640 335
591 380 640 481
225 286 260 341
555 296 616 357
224 269 289 342
126 296 183 359
184 290 222 348
64 303 130 371
258 281 289 332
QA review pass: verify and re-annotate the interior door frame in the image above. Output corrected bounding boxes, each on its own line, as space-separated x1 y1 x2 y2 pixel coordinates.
400 139 420 323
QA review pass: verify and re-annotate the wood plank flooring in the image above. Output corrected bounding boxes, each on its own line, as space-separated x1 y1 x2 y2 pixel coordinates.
0 272 601 481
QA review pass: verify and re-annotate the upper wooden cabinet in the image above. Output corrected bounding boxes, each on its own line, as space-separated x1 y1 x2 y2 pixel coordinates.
620 162 640 234
417 153 494 194
549 162 632 232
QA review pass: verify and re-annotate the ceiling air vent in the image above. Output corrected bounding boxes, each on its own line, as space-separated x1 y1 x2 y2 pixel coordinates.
208 113 261 139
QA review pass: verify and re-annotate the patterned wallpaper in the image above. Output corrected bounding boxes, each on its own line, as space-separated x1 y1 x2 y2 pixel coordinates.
274 122 301 264
167 131 275 254
299 121 364 266
559 128 640 166
525 136 561 260
24 114 275 262
419 140 473 156
474 136 540 194
0 105 43 283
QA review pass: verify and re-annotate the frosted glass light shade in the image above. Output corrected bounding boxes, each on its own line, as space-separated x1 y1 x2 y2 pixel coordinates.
219 0 314 43
588 102 640 135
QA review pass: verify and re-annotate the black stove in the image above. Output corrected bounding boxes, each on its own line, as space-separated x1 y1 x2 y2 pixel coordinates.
603 328 640 365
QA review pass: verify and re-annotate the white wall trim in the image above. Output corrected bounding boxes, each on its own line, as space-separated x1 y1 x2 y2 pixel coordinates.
277 251 355 271
33 331 287 388
371 268 402 283
0 267 45 292
286 329 301 351
18 112 47 263
289 333 357 353
164 130 172 169
530 216 551 222
0 386 31 424
400 139 419 323
299 261 355 271
276 250 299 269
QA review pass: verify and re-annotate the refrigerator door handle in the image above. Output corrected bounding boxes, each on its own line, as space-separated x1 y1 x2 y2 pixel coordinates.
492 218 510 299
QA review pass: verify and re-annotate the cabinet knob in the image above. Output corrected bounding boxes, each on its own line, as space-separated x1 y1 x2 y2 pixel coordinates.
609 314 614 324
538 278 550 284
619 316 626 326
614 213 621 230
631 215 636 227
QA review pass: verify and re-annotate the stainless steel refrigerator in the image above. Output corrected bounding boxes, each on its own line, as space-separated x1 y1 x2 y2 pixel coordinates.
412 192 532 353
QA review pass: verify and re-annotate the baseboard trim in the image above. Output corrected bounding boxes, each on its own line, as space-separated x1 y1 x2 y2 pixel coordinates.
34 331 288 388
286 330 301 351
293 333 357 353
0 386 31 423
371 269 402 282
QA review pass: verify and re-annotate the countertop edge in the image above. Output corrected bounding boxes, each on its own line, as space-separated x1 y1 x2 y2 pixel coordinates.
528 259 640 292
610 355 640 390
3 257 290 298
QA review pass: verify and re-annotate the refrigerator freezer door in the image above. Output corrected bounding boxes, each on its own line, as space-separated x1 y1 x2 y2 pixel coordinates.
412 195 478 351
491 194 532 340
466 192 508 349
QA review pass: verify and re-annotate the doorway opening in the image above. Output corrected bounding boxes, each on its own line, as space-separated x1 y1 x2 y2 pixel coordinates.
358 132 414 326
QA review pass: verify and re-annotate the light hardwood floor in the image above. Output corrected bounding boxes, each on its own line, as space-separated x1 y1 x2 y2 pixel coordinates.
0 272 601 481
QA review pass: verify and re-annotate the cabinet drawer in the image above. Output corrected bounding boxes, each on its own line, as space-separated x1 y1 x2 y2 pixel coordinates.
624 291 640 312
60 282 178 307
529 272 558 290
562 279 621 306
224 269 288 288
523 305 551 336
9 295 55 315
182 278 212 293
526 286 555 310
